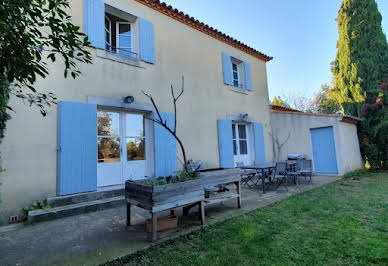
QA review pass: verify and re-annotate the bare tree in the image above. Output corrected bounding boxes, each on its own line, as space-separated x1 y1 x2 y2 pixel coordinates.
266 124 291 161
142 77 188 177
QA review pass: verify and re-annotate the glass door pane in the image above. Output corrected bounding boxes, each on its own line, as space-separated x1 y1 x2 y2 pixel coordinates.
126 114 145 161
97 111 121 163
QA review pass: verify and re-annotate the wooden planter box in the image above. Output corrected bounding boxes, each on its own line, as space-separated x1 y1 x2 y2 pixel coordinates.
146 215 178 232
125 177 204 213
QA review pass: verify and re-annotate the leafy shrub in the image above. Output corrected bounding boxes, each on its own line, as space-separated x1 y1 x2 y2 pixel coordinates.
22 200 51 220
139 170 196 186
343 168 371 179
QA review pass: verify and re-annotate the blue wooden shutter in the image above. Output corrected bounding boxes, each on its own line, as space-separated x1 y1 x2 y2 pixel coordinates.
253 123 266 163
139 18 155 64
154 112 177 177
244 62 252 91
221 53 233 85
58 101 97 195
217 120 234 168
84 0 105 49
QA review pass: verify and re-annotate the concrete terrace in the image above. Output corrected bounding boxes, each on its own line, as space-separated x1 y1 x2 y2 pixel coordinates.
0 175 340 266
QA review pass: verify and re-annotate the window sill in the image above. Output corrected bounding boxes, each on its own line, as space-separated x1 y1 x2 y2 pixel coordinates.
96 49 146 68
230 86 249 95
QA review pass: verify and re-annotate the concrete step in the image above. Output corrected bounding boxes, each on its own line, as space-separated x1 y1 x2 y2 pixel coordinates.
46 186 124 207
28 196 125 224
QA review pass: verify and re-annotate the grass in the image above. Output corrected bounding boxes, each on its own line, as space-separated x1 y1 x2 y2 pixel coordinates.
110 172 388 266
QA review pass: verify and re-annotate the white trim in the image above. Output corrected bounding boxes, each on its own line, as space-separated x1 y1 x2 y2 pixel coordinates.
105 15 112 50
96 49 146 68
104 0 144 18
116 21 133 55
88 96 154 112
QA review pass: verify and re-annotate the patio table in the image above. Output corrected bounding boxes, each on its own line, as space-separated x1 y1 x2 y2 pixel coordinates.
239 163 276 194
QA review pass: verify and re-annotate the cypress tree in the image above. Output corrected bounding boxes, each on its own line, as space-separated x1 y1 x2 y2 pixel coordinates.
331 0 388 116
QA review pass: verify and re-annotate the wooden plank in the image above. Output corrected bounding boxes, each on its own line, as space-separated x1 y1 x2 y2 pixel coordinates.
204 193 240 203
152 196 204 213
127 203 131 225
201 175 241 187
125 191 152 204
125 181 153 193
152 213 157 242
126 198 152 211
200 201 205 225
153 178 201 193
153 189 204 204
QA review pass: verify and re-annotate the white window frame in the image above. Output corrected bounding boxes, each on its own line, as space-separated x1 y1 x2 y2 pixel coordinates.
116 21 134 57
232 62 241 88
231 58 245 89
105 15 112 51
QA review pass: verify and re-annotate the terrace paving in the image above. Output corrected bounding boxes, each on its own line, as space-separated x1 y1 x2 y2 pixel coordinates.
0 175 339 266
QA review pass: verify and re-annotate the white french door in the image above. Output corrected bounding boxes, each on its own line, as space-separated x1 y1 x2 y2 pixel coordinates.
97 110 147 187
232 123 251 167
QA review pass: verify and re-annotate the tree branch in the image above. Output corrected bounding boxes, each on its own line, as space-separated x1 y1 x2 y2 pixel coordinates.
142 77 188 178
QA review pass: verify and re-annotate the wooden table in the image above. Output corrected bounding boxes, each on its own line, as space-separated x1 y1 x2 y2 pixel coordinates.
239 163 276 194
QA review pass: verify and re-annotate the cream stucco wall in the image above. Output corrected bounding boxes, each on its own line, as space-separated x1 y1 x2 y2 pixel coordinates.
270 112 363 176
0 0 273 219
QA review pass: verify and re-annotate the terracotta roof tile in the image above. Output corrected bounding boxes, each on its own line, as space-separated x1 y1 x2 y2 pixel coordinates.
270 105 361 125
133 0 273 62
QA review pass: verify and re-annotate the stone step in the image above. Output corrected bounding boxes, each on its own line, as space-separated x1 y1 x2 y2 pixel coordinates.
46 186 124 207
28 196 125 224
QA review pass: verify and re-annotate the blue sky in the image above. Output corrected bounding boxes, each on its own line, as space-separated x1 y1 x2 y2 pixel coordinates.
162 0 388 100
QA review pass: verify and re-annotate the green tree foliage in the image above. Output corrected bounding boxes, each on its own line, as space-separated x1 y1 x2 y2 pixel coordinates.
270 96 290 108
331 0 388 116
310 85 341 114
0 0 92 137
359 79 388 169
330 0 388 169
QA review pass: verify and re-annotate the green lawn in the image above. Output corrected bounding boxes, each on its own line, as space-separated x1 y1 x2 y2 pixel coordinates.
117 172 388 265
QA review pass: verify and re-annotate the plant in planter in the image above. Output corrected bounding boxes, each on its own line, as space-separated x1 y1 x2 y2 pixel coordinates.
22 200 51 221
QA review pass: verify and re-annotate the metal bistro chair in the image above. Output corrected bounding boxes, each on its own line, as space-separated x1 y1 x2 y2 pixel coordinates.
287 161 300 186
272 162 288 191
237 162 258 188
298 159 313 183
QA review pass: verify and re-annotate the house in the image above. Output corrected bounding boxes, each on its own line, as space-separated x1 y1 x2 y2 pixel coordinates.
0 0 274 220
270 105 364 175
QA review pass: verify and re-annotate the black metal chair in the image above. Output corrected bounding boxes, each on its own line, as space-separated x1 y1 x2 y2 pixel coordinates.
237 162 258 188
272 162 288 191
298 159 313 183
287 161 300 186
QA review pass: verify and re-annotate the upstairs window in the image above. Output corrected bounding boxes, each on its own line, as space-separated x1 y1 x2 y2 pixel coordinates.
104 4 138 60
221 52 252 91
84 1 155 64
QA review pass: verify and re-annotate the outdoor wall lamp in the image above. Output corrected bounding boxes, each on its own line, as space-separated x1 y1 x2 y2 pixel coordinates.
123 95 135 104
240 113 248 120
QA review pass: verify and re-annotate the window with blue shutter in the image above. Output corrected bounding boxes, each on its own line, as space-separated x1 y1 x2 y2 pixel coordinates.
84 0 105 49
253 123 266 163
58 101 97 195
217 119 234 168
244 62 252 90
139 18 156 64
154 112 177 177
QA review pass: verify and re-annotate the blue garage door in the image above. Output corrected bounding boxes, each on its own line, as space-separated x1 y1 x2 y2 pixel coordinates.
310 127 338 174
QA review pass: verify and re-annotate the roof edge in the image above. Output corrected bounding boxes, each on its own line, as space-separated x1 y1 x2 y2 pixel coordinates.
133 0 273 62
271 109 362 124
